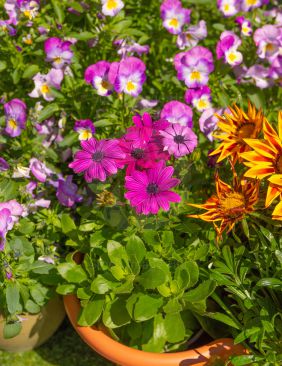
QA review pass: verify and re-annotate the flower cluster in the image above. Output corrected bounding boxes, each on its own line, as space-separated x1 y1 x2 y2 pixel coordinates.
217 0 269 17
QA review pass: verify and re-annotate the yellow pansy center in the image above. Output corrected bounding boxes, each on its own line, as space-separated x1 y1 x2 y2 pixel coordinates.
23 10 32 19
237 122 255 139
275 155 282 174
227 52 237 63
8 119 17 130
265 43 275 53
54 56 62 64
223 4 230 11
24 37 33 45
41 84 50 94
242 26 250 34
190 71 201 81
246 0 258 5
101 80 111 89
106 0 118 10
80 130 92 140
220 192 245 214
169 18 179 28
126 80 136 92
197 99 208 109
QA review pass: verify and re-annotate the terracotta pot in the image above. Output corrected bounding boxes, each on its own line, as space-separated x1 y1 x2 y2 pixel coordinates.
64 294 246 366
0 296 65 352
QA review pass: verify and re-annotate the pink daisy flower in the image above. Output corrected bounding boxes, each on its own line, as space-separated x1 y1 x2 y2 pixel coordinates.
69 138 125 182
125 162 181 215
160 123 198 158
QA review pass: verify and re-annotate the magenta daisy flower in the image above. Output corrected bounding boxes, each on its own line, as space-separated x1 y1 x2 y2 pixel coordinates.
160 123 198 158
69 138 125 182
125 162 181 215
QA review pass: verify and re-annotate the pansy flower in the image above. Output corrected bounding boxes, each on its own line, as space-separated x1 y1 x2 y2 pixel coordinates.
217 0 240 17
0 200 24 228
29 69 64 101
254 25 282 62
176 20 207 49
241 0 269 12
4 0 19 25
0 20 16 36
160 0 191 35
216 31 243 66
101 0 124 17
17 0 40 20
245 65 274 89
29 158 53 182
185 86 212 112
0 208 12 251
4 98 27 137
174 46 214 88
199 108 224 141
74 119 95 140
56 176 82 207
114 57 146 97
160 101 193 127
235 16 252 37
44 37 74 69
0 158 9 171
85 61 115 96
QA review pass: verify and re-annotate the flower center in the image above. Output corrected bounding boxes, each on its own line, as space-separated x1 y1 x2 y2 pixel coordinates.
246 0 258 5
8 119 17 130
223 4 230 11
237 123 255 139
80 130 92 140
107 0 118 10
173 135 185 144
41 84 50 94
146 183 159 194
169 18 179 28
23 10 32 19
227 52 237 62
101 80 111 89
92 151 104 162
265 43 275 53
275 155 282 174
126 81 136 92
190 71 201 81
54 56 62 64
131 148 145 159
197 99 208 109
220 192 245 216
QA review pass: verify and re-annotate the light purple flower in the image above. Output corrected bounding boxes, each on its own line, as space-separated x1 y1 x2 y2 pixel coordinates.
138 99 159 109
0 200 24 229
245 65 274 89
199 108 223 141
125 161 181 215
17 0 40 20
0 209 12 251
176 20 207 49
69 138 125 182
56 176 82 207
114 39 150 58
85 61 114 96
29 69 64 101
29 158 52 182
160 101 193 128
184 86 212 112
0 20 16 36
114 57 146 97
74 119 95 140
4 0 19 25
160 0 191 35
12 166 30 178
216 31 243 66
38 25 48 35
101 0 124 17
44 37 73 69
0 158 9 171
26 181 37 197
253 25 282 61
269 56 282 84
4 98 27 137
29 199 51 209
235 16 252 36
241 0 269 12
160 123 197 158
217 0 240 17
174 46 214 88
38 255 55 265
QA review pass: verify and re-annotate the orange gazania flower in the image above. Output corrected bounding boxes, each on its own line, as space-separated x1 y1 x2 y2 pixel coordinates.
210 102 264 163
241 111 282 211
188 174 260 239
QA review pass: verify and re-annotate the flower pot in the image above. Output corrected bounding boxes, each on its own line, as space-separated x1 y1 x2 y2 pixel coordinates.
64 294 246 366
0 296 65 352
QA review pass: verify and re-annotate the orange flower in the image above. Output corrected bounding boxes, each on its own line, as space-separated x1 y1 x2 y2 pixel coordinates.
241 111 282 219
188 173 260 239
209 102 264 163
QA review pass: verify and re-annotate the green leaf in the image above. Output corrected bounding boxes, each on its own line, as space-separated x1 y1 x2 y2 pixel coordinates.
38 103 59 122
51 0 65 23
78 298 104 326
0 61 7 72
67 32 96 41
3 322 22 339
83 254 95 278
174 261 199 290
68 1 84 12
22 65 40 79
57 263 87 283
256 278 282 289
134 294 163 321
163 298 182 314
164 313 186 343
107 240 129 267
205 312 240 330
110 298 131 327
234 327 261 344
30 261 53 274
230 355 256 366
183 280 217 303
56 284 76 295
126 235 146 264
138 268 166 289
25 300 41 314
61 214 77 240
142 314 166 353
17 218 35 234
6 284 21 315
91 275 114 294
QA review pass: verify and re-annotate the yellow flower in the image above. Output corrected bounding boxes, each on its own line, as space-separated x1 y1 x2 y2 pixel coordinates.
188 173 260 239
210 102 264 163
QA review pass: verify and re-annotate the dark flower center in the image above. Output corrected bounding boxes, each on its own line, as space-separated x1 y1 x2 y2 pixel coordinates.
173 134 185 144
275 155 282 174
92 151 104 162
146 183 159 194
131 148 145 160
237 122 255 139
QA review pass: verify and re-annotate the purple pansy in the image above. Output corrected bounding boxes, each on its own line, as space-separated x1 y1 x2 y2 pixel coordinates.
241 0 269 12
160 123 198 158
245 65 274 89
56 176 82 207
185 86 212 112
17 0 40 20
0 209 12 251
29 158 52 182
216 31 243 66
0 20 16 36
0 200 24 229
160 0 191 35
26 181 37 197
269 56 282 84
29 69 64 101
0 158 9 171
114 57 146 97
217 0 240 17
44 37 73 69
85 61 114 96
4 0 19 25
235 16 252 37
160 101 193 128
114 39 150 58
74 119 95 140
69 138 125 182
199 108 223 141
174 46 214 88
101 0 124 17
125 161 181 215
254 25 282 62
4 98 27 137
176 20 207 49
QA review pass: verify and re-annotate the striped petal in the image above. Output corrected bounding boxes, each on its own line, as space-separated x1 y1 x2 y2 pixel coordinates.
268 174 282 187
244 139 276 159
244 166 275 179
265 184 281 207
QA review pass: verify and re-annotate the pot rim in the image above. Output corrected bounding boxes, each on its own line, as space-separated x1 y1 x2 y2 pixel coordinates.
64 294 246 366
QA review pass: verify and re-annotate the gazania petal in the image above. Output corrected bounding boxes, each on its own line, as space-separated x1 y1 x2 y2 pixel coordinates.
268 174 282 187
244 166 275 179
265 184 281 207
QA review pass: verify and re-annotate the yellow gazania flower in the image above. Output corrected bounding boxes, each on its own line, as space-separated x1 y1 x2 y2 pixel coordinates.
241 111 282 208
188 173 260 239
209 102 264 163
